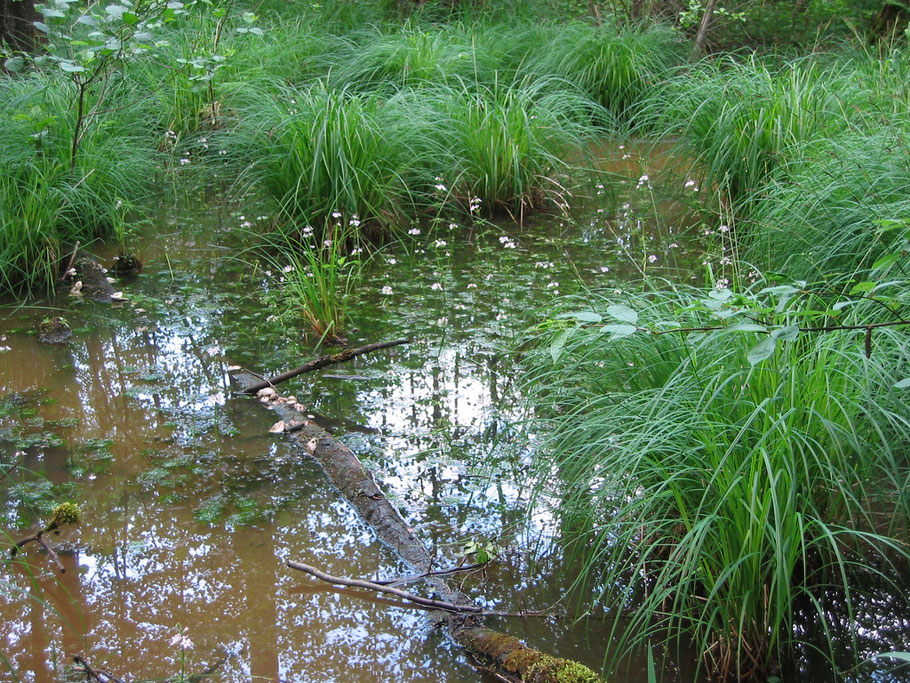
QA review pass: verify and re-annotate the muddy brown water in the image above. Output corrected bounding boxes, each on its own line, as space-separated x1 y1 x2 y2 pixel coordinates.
0 147 709 682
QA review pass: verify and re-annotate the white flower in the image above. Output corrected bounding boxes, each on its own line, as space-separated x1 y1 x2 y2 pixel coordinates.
331 211 342 219
431 282 443 291
448 223 458 230
636 174 649 188
719 224 730 233
408 228 421 236
648 255 657 263
599 266 610 273
434 239 447 248
381 286 393 295
684 179 697 189
434 183 447 191
282 265 294 273
466 283 477 289
387 257 397 265
179 158 190 165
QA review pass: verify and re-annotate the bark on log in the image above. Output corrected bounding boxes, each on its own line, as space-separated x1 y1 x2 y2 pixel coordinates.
234 369 603 682
240 339 410 394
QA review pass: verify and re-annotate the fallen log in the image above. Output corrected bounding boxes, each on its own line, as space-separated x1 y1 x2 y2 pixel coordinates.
240 339 410 394
233 369 604 683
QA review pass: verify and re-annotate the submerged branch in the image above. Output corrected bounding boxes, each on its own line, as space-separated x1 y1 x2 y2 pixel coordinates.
10 524 66 573
72 655 124 683
373 561 488 587
241 338 410 394
287 561 543 618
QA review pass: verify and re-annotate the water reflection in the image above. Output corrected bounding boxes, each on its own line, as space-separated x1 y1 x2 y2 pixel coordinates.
0 158 710 681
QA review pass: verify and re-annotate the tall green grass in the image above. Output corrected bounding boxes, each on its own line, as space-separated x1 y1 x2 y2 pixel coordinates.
746 126 910 280
232 82 415 239
406 79 604 217
259 223 363 345
522 21 684 124
654 57 839 206
0 73 158 294
523 280 910 679
325 25 498 93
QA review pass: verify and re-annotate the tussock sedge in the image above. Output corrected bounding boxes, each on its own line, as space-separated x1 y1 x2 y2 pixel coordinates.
523 280 910 680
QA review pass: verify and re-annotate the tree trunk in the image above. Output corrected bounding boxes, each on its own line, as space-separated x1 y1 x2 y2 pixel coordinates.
691 0 719 57
869 1 910 42
0 0 39 51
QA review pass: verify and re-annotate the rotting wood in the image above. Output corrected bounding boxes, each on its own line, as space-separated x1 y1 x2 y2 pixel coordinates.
240 338 410 394
233 369 605 683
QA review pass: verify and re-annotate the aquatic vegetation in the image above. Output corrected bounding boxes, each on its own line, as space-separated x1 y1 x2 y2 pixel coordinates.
522 21 684 124
524 280 910 679
407 80 603 217
0 73 157 294
747 125 910 280
325 24 497 92
233 83 413 238
655 57 838 206
260 222 363 345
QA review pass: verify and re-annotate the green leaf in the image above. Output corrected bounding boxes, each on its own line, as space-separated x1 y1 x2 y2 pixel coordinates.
3 56 24 73
556 311 602 323
772 325 799 342
872 253 901 270
550 328 574 364
726 323 767 333
607 304 638 324
59 61 86 72
708 288 733 301
249 27 264 35
600 324 637 339
894 378 910 389
39 7 66 17
121 10 138 24
747 337 777 365
849 281 876 295
34 21 51 33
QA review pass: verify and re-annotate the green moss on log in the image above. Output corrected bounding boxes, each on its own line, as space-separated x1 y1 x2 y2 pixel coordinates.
455 627 604 683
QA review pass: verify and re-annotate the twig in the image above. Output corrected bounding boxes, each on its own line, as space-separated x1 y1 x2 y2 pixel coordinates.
287 560 546 619
72 654 124 683
10 524 66 573
241 339 410 394
36 535 65 573
60 240 80 281
373 562 488 587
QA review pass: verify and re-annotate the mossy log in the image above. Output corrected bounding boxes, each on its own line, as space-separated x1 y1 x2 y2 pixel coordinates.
455 627 602 683
233 369 605 683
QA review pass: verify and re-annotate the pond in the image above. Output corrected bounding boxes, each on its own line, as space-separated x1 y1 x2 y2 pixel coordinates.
0 144 705 681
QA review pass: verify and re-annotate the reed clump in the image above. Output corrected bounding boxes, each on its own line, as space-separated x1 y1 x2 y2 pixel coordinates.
523 281 910 680
0 73 157 294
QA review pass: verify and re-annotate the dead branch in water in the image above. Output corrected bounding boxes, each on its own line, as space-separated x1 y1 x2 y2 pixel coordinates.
373 561 488 587
241 338 410 394
11 527 66 573
287 561 545 619
235 368 604 683
72 655 124 683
